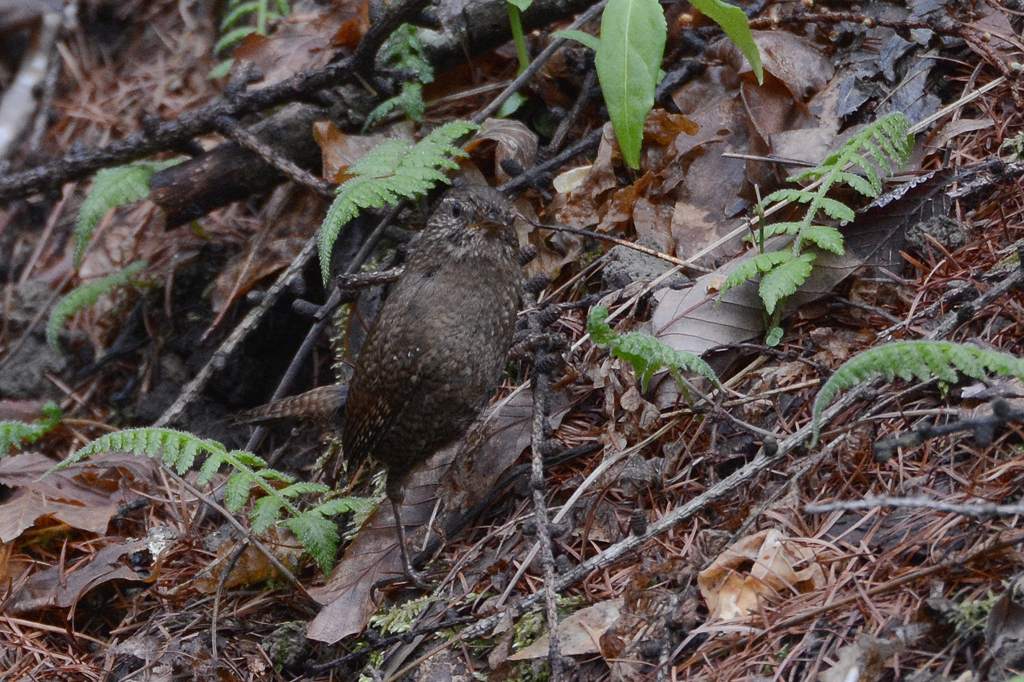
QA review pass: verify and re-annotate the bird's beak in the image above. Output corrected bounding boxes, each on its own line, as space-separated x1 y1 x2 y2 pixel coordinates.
480 206 514 231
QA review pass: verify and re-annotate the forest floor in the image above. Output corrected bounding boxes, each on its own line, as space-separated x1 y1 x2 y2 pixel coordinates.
2 0 1024 680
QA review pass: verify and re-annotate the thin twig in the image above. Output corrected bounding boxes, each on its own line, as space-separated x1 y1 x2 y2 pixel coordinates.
175 475 313 602
472 1 606 124
512 286 570 678
805 495 1024 518
215 115 333 197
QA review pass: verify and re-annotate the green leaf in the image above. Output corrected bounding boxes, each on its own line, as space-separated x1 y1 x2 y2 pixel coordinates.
221 1 261 29
75 159 181 264
555 29 601 52
313 496 377 518
507 0 532 10
690 0 762 84
594 0 667 169
0 402 61 457
497 91 528 118
817 196 855 223
744 221 803 242
208 58 234 80
588 306 720 391
759 252 815 314
251 495 285 533
318 120 478 283
197 452 226 486
720 250 793 292
811 341 1024 444
799 226 844 254
279 481 330 498
214 25 257 54
765 325 784 347
225 472 254 512
47 260 148 352
286 511 339 574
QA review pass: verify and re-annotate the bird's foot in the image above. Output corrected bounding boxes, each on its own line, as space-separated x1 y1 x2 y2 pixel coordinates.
372 567 432 595
402 564 431 591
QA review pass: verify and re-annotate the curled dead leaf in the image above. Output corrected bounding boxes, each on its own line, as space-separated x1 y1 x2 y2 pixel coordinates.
697 529 825 621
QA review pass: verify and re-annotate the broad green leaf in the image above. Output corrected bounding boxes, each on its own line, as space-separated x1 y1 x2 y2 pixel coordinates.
507 0 533 11
594 0 666 169
690 0 762 84
555 29 601 52
497 91 528 118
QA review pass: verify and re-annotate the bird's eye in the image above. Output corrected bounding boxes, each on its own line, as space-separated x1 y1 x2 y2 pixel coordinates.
450 201 464 219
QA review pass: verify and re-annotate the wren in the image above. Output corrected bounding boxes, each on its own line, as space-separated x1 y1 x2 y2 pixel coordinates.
343 184 523 586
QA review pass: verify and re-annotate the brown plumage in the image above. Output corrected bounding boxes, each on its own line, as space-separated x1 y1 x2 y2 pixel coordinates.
232 384 346 426
343 184 523 585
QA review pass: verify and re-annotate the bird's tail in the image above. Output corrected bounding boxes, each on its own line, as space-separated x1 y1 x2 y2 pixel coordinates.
232 384 347 425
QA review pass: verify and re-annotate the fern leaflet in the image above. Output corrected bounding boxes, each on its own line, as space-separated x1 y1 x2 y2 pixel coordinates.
52 426 371 573
75 159 181 264
588 306 720 391
47 260 148 353
811 341 1024 444
759 252 815 315
0 402 61 457
722 251 793 292
318 120 479 283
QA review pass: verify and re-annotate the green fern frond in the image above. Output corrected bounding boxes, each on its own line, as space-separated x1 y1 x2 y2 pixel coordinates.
736 113 914 341
811 341 1024 444
361 24 433 130
798 226 844 254
364 82 426 130
285 511 338 574
720 250 794 293
51 425 371 573
211 0 291 77
54 427 220 473
0 402 61 457
759 252 815 314
75 159 181 264
588 306 720 392
47 260 148 353
318 120 479 283
379 24 434 85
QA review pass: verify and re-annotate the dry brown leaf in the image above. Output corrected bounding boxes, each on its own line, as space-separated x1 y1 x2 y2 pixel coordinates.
820 634 902 682
697 529 825 621
508 598 623 660
194 526 303 593
0 452 160 542
232 3 368 88
466 118 539 184
650 248 861 357
313 121 412 184
745 31 834 100
7 538 151 613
